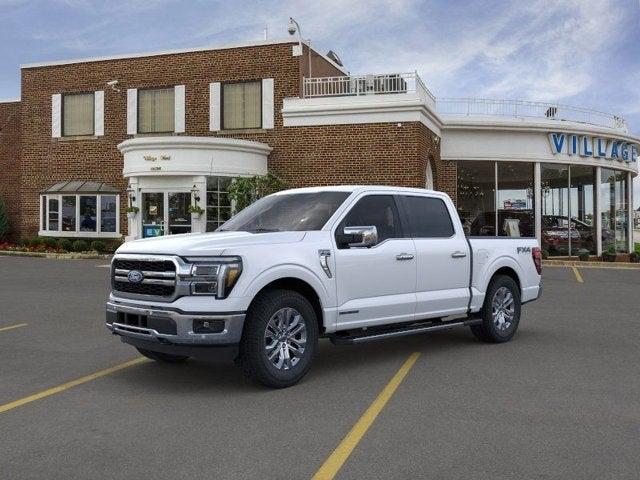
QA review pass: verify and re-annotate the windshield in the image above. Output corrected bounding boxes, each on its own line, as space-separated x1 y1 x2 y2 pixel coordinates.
218 191 351 233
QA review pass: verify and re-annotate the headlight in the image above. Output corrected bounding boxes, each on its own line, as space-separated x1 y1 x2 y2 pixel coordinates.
183 256 242 298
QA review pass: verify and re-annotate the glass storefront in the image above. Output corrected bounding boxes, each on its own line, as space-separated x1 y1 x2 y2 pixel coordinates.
457 161 496 236
600 169 629 253
457 160 632 255
457 161 534 238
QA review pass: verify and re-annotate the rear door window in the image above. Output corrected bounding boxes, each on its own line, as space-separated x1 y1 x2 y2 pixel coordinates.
400 195 454 238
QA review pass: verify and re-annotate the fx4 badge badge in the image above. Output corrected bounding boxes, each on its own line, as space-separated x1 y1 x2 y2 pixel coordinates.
517 247 532 254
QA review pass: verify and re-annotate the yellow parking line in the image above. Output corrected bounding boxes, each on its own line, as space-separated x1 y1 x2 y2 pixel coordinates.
0 323 28 333
571 266 584 283
312 352 421 480
0 357 148 414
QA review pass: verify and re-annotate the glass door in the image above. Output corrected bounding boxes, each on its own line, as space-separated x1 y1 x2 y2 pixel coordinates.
142 192 165 238
168 192 191 235
141 192 192 237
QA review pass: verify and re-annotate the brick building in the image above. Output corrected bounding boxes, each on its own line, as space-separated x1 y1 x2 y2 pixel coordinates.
0 38 638 255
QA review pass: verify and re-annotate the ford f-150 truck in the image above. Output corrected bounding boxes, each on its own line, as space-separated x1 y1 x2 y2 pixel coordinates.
106 186 542 388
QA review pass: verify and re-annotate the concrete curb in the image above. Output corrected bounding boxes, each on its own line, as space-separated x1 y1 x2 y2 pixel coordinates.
543 260 640 269
0 250 111 260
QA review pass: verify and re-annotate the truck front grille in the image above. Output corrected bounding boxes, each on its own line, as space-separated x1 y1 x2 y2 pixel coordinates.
112 258 177 298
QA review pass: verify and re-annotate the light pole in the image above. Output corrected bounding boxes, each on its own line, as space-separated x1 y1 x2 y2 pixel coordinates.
288 17 312 80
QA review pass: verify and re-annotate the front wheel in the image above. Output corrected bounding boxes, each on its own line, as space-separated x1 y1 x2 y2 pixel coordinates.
239 289 319 388
470 275 521 343
136 347 189 363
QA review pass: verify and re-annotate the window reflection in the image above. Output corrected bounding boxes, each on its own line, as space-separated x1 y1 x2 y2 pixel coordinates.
601 169 628 253
457 161 496 236
497 163 535 237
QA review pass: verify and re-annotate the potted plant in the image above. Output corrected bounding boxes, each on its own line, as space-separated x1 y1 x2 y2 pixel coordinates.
602 245 617 262
577 249 590 261
126 206 139 219
188 204 204 219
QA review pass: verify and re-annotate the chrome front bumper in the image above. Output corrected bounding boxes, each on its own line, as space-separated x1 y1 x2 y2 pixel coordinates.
105 300 245 346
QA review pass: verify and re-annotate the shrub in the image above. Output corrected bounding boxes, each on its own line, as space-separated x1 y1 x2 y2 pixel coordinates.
0 197 9 241
29 237 42 247
72 239 89 252
41 237 58 249
227 172 286 212
21 238 32 247
577 249 590 261
541 249 549 260
104 239 123 254
90 240 106 252
58 238 73 251
630 251 640 263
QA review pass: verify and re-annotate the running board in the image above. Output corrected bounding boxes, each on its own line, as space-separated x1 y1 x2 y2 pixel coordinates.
329 318 482 345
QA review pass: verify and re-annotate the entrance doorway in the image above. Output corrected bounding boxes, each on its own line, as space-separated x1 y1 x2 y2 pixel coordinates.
141 192 192 238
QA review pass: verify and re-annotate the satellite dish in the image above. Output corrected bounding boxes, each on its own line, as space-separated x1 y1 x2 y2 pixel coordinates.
326 50 343 67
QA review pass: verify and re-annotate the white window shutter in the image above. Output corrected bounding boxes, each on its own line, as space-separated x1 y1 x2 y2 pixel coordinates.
262 78 274 129
51 94 62 138
174 85 185 133
209 82 221 131
94 90 104 136
126 88 137 135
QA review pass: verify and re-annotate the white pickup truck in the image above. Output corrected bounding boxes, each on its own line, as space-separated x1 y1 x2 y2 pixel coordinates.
106 186 542 388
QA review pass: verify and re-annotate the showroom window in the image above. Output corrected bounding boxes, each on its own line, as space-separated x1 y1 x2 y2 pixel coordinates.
222 81 261 130
40 181 120 237
541 164 597 256
601 168 628 253
138 87 175 133
457 161 497 236
206 176 233 231
497 163 535 238
62 92 94 136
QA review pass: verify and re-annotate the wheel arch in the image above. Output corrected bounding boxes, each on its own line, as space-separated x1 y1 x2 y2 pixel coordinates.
247 276 326 334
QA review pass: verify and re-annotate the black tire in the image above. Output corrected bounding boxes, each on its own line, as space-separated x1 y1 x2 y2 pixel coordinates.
239 289 319 388
136 347 189 363
470 275 521 343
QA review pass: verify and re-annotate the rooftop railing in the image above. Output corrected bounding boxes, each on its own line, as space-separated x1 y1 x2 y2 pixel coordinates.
302 72 436 107
301 73 628 132
436 97 628 132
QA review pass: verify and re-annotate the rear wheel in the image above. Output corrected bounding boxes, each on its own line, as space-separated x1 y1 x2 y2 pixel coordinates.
239 289 319 388
471 275 521 343
136 347 189 363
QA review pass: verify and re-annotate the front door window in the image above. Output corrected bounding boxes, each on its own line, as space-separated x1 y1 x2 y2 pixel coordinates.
141 192 192 238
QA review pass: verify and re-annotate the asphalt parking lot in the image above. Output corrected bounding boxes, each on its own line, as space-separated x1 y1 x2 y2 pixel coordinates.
1 257 639 479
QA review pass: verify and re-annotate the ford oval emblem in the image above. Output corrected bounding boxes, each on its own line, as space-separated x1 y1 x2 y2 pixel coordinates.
127 270 144 284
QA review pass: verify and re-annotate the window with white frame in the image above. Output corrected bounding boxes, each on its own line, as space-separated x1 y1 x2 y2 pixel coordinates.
222 81 262 130
63 92 95 136
138 87 175 133
40 193 120 237
206 176 233 231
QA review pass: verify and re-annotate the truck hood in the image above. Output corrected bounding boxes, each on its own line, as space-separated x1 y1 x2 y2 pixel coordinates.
116 231 307 256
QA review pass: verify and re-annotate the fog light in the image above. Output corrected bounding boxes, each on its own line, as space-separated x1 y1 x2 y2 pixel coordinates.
193 319 225 334
191 282 217 295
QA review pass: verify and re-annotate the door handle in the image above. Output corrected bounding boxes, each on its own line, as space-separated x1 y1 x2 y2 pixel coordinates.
396 253 415 261
451 251 467 258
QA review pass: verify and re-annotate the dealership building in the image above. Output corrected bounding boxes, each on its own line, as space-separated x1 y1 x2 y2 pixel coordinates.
0 38 637 256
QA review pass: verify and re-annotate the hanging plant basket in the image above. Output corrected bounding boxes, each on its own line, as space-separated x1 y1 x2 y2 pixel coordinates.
126 206 139 219
188 205 204 219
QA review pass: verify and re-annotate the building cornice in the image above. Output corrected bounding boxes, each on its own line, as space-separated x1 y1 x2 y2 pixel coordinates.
117 135 272 155
20 38 348 74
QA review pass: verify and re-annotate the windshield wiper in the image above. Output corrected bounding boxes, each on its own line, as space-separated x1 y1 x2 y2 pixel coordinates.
248 228 280 233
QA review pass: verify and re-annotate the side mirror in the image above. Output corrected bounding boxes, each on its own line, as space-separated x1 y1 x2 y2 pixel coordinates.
336 226 378 248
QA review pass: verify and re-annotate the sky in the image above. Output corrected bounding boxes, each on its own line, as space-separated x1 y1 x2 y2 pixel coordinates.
1 0 639 204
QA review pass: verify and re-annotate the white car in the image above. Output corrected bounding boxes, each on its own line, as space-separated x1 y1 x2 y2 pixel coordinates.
106 186 542 388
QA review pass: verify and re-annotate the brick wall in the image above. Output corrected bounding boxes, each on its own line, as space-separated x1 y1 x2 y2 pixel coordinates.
15 41 444 239
417 123 456 203
0 101 21 239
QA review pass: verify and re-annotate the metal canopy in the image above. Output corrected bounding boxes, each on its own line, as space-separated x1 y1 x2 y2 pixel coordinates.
41 180 120 194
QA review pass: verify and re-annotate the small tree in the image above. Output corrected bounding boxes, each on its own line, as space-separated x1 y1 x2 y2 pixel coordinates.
0 197 9 241
227 173 286 212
